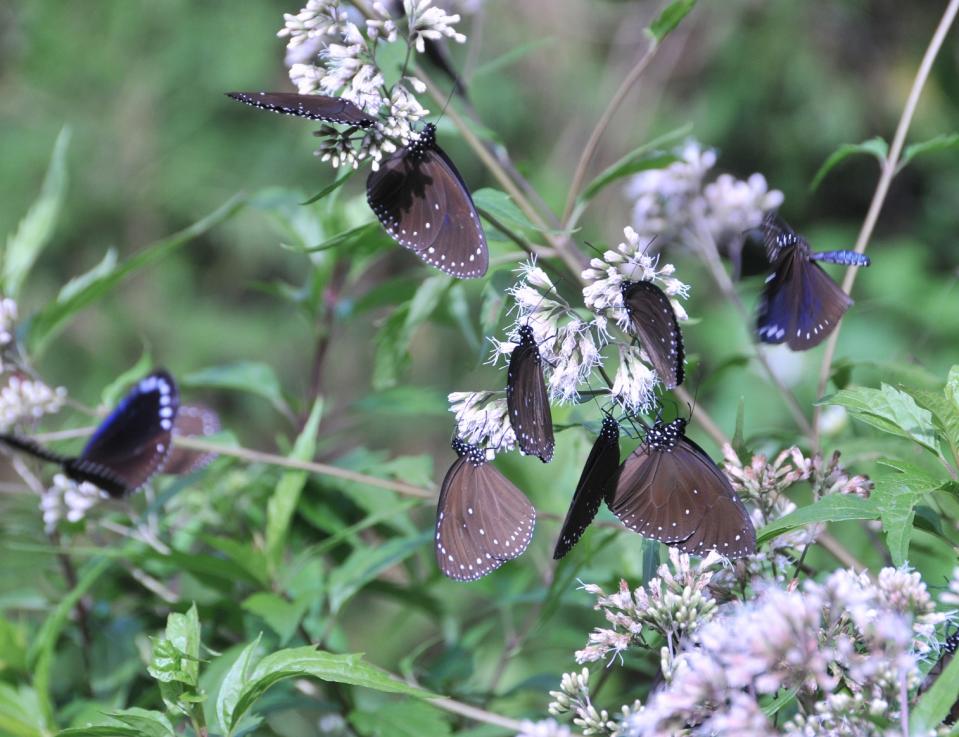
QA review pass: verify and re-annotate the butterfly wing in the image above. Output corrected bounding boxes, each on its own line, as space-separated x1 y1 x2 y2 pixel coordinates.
608 437 754 559
77 371 179 496
226 92 375 127
553 417 620 559
621 281 685 388
366 135 488 278
435 454 536 581
667 437 755 558
757 248 852 350
506 337 554 463
162 404 221 475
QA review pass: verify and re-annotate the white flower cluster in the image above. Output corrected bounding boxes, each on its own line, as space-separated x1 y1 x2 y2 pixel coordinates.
278 0 466 169
447 391 516 452
492 261 606 405
548 668 618 736
626 139 783 255
39 473 107 533
0 374 67 431
405 0 466 52
514 718 572 737
576 549 722 666
0 297 17 347
617 565 947 737
580 227 689 412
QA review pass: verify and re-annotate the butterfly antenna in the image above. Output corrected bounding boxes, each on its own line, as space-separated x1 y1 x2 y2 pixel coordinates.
432 84 458 130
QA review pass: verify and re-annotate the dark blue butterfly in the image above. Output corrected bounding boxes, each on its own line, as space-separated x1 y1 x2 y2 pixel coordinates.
756 214 870 351
0 370 179 497
506 324 554 462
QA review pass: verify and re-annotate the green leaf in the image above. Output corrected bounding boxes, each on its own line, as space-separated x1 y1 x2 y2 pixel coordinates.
757 495 878 545
327 532 430 614
148 603 202 688
100 351 154 407
106 709 176 737
0 683 47 737
228 648 431 731
472 188 540 235
242 594 308 645
910 641 959 732
898 132 959 174
872 461 949 565
29 557 111 724
306 222 389 253
3 127 70 298
373 276 451 390
821 384 939 455
183 361 288 415
29 195 244 354
301 169 355 205
265 398 324 567
351 701 451 737
205 536 269 586
56 729 141 737
946 365 959 415
647 0 697 41
216 635 261 736
810 137 888 191
912 388 959 458
577 124 691 205
472 37 556 79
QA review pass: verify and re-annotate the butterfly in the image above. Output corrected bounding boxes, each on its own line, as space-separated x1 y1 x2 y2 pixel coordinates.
506 324 554 462
435 439 536 581
553 414 621 559
607 417 755 558
0 370 179 497
918 631 959 725
162 404 221 476
619 280 685 389
226 91 376 127
756 214 870 351
367 123 489 279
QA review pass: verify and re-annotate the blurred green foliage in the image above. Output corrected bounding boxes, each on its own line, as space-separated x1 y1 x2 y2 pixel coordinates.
2 1 959 735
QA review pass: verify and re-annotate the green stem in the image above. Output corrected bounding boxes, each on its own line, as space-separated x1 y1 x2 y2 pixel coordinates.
813 0 959 447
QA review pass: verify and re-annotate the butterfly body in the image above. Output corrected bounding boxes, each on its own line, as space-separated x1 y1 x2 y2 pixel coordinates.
608 418 755 558
226 91 375 127
619 280 685 389
367 123 488 278
553 415 620 559
506 324 554 462
756 215 870 351
435 439 536 581
0 371 179 497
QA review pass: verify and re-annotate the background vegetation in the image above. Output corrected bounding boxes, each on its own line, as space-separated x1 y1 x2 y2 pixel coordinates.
2 1 959 735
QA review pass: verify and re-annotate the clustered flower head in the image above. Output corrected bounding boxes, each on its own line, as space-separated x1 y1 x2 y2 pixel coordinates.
0 373 67 431
278 0 468 170
576 549 722 666
556 563 957 737
39 473 107 533
447 390 515 452
626 139 784 257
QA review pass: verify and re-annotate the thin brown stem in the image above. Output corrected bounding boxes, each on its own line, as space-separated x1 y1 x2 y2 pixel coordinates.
813 0 959 447
174 436 435 498
562 40 660 224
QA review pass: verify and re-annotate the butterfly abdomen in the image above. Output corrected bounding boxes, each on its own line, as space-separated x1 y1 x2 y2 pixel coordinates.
812 250 871 267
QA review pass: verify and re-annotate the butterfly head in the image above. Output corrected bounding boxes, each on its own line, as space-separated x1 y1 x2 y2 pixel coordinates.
451 437 487 467
410 123 437 160
600 414 620 441
646 417 686 452
947 631 959 654
517 324 537 346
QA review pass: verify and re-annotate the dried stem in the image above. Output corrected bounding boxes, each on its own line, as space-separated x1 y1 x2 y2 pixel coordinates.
562 39 660 224
813 0 959 446
174 436 435 498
